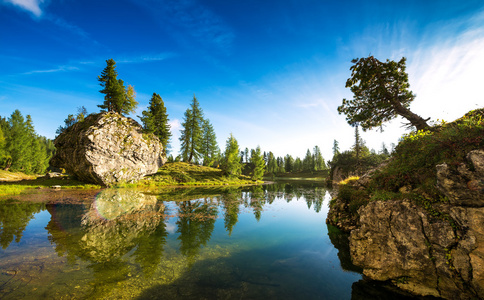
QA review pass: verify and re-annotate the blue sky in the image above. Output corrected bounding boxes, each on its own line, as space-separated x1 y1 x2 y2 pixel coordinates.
1 0 484 160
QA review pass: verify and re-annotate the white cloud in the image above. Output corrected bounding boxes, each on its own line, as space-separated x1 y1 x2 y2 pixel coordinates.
117 53 176 64
3 0 44 17
408 25 484 122
21 65 79 75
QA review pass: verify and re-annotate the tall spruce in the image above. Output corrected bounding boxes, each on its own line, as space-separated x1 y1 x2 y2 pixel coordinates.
179 95 204 163
200 119 219 166
303 149 313 171
140 93 171 153
313 145 326 170
222 134 242 176
2 110 50 174
250 146 265 180
98 59 138 115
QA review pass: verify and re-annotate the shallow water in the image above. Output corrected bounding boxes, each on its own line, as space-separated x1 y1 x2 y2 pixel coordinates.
0 182 364 299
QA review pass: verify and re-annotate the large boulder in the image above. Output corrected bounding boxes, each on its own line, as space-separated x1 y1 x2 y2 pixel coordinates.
50 112 166 186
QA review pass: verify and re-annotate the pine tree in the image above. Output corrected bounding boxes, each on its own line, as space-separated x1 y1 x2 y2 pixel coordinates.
284 154 294 172
221 134 242 177
250 146 265 180
140 93 172 153
98 58 138 115
294 157 302 172
332 140 340 157
267 152 277 174
313 145 326 171
179 95 204 163
6 110 30 172
200 119 219 166
0 124 5 168
303 149 313 171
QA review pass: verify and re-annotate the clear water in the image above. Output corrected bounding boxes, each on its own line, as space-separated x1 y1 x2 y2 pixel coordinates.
0 182 364 299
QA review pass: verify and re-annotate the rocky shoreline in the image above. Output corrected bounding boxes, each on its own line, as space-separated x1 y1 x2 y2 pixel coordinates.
327 150 484 299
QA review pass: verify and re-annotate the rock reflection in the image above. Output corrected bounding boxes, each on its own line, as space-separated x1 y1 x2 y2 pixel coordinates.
46 189 167 277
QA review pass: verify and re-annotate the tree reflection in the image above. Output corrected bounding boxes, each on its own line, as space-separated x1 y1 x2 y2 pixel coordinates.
220 189 240 235
176 198 218 264
0 201 45 249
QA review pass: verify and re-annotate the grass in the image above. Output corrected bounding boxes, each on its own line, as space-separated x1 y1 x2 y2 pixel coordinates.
334 108 484 219
264 170 329 181
0 172 102 197
0 162 264 197
368 108 484 200
134 162 263 187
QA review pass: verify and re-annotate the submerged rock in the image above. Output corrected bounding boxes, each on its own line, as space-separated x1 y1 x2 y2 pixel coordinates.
50 112 166 186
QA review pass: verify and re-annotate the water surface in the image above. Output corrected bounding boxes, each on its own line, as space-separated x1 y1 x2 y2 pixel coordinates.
0 183 364 299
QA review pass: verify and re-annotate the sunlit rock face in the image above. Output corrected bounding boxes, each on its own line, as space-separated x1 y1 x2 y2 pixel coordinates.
50 112 166 186
348 150 484 299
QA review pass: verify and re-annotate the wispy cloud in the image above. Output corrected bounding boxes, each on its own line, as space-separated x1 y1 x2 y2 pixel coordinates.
408 12 484 121
117 53 176 64
2 0 44 17
21 65 79 75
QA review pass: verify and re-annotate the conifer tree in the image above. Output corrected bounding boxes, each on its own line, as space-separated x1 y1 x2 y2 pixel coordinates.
221 134 242 176
0 125 5 168
250 146 265 180
313 145 326 170
179 95 204 163
303 149 313 171
98 58 138 115
200 119 219 166
284 154 294 172
6 110 30 171
294 157 302 172
140 93 172 153
266 152 277 174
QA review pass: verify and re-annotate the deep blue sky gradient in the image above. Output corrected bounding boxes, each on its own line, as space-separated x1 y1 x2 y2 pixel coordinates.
1 0 483 159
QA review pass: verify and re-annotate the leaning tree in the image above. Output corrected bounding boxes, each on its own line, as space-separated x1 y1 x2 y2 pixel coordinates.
338 56 429 131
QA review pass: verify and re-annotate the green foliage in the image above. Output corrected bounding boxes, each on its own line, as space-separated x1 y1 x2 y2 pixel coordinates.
139 93 172 153
221 134 242 177
1 110 52 174
369 108 484 196
200 119 219 167
338 184 369 214
249 146 265 180
56 106 88 136
179 95 204 163
97 58 138 115
338 56 429 131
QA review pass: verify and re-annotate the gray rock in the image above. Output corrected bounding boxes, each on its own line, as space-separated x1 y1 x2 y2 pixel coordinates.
50 112 166 186
436 149 484 206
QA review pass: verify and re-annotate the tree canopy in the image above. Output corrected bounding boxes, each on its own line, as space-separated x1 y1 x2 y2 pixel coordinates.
179 95 204 163
139 93 171 153
98 59 138 115
338 56 429 132
1 110 53 174
221 134 242 177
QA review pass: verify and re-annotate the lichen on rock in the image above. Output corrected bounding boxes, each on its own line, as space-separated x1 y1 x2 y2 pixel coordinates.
50 112 166 186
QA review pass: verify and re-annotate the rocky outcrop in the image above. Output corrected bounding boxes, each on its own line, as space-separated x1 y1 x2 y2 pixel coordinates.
50 112 166 186
346 150 484 299
436 149 484 206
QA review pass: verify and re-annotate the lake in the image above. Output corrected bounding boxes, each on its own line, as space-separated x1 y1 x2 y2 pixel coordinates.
0 182 411 299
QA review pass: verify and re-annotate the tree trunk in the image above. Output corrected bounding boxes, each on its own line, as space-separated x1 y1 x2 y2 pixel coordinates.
392 101 429 131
